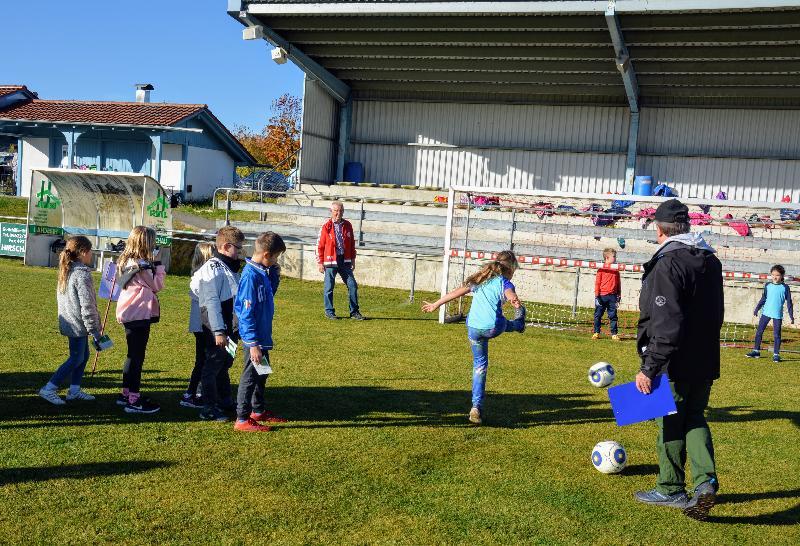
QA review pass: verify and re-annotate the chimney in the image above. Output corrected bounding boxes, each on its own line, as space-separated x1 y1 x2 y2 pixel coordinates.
135 83 154 103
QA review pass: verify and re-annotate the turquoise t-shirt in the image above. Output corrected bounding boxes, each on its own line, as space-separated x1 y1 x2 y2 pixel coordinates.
466 275 515 330
763 282 788 320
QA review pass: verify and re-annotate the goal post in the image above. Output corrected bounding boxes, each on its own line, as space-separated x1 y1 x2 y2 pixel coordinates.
437 184 800 351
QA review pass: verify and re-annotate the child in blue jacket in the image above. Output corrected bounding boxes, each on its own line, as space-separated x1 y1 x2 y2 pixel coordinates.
746 264 795 362
233 232 286 432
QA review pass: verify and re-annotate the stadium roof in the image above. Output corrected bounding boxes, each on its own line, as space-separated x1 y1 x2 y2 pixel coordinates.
230 1 800 107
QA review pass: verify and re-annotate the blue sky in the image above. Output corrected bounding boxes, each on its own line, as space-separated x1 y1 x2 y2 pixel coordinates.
2 0 304 131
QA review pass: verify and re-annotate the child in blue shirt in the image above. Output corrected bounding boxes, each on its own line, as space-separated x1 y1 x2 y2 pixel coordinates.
233 232 287 432
746 264 795 362
422 250 525 425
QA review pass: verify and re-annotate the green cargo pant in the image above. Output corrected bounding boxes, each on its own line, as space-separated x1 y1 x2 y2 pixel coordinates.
656 380 717 495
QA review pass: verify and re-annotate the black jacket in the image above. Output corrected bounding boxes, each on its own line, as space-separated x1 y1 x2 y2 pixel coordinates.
637 237 724 382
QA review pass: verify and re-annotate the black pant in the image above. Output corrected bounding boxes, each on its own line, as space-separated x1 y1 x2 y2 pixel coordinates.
236 351 268 420
187 332 205 396
200 328 233 410
123 323 151 394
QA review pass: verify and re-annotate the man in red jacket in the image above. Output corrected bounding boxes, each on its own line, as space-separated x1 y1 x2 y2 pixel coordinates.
317 201 365 320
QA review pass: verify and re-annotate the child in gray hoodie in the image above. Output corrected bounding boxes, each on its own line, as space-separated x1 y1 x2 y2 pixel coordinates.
39 236 102 405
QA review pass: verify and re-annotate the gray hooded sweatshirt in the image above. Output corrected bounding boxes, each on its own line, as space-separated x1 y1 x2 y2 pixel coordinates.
57 261 102 338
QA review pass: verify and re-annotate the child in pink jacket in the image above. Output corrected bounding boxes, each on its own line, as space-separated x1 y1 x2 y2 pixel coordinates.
115 226 166 415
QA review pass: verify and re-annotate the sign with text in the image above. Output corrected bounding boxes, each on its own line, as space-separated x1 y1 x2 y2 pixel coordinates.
0 223 26 257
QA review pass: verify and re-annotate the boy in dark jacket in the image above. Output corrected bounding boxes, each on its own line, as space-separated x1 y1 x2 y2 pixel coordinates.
233 232 287 432
191 226 244 422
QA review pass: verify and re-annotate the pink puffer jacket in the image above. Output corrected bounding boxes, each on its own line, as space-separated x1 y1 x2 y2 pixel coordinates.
116 259 166 325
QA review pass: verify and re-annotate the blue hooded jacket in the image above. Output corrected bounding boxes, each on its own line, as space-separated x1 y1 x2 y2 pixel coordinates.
234 259 280 349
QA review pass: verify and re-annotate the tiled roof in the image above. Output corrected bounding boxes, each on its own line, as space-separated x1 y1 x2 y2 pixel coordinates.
0 99 206 127
0 85 28 98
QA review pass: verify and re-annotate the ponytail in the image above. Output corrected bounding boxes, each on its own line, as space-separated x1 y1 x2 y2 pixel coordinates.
57 236 93 293
464 250 519 287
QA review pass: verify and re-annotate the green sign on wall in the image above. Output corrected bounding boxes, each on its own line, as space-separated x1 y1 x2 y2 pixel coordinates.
0 223 26 257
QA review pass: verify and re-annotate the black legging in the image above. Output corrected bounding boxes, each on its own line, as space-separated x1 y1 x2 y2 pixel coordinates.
122 323 151 394
187 332 205 396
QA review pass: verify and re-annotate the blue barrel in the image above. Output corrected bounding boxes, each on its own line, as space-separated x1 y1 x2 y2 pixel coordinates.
633 175 653 196
343 162 365 183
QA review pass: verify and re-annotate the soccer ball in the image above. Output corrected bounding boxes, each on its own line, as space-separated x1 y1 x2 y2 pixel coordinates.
588 362 615 388
591 440 627 474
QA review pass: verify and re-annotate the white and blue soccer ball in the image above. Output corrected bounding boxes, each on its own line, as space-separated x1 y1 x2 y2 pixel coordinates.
591 440 627 474
588 362 615 388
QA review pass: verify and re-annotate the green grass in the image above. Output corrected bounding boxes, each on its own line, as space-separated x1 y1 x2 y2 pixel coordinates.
0 257 797 545
176 202 260 222
0 196 27 219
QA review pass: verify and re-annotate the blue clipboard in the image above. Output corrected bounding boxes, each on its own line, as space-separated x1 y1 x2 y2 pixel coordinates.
608 375 677 426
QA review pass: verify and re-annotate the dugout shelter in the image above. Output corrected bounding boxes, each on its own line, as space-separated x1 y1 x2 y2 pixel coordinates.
24 168 172 269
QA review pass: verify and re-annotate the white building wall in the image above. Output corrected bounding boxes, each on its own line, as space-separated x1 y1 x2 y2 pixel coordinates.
19 137 50 197
185 146 234 201
156 143 184 193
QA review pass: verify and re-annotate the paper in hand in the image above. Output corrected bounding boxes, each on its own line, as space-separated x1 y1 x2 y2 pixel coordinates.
253 355 273 376
225 337 237 358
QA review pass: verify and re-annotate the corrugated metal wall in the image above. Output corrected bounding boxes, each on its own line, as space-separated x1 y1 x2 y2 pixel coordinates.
638 108 800 201
299 78 338 184
299 85 800 199
348 100 629 189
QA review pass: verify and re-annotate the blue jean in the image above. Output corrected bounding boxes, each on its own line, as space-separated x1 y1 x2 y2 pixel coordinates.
754 314 782 354
593 294 618 334
467 316 525 409
323 256 359 316
49 336 90 388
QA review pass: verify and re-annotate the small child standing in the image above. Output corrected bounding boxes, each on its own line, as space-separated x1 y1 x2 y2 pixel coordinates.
191 226 244 422
746 264 795 362
233 232 287 432
593 248 622 341
115 226 166 414
180 242 214 409
39 236 102 405
421 250 525 425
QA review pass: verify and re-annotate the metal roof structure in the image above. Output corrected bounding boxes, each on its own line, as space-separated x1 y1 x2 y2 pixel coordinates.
230 0 800 107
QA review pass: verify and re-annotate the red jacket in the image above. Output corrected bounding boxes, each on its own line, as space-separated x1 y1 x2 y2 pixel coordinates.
595 267 621 297
317 219 356 266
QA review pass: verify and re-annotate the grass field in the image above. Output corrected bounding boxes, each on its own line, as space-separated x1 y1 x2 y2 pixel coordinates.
0 257 798 545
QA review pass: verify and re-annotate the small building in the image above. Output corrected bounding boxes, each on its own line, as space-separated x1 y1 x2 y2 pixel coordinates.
0 84 255 201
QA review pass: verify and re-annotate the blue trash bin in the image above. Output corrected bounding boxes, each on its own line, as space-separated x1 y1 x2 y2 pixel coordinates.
633 176 653 196
343 162 365 183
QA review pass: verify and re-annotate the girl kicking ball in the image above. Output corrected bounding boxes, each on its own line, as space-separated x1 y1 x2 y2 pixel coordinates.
422 250 526 425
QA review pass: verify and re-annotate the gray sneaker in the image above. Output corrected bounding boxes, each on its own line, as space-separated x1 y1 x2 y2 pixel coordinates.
634 488 689 508
683 480 718 521
514 305 526 333
199 406 228 422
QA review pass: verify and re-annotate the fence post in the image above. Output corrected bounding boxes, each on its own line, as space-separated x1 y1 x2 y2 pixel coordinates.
358 199 365 246
225 189 231 225
457 196 472 317
509 208 516 250
409 252 418 302
572 267 581 318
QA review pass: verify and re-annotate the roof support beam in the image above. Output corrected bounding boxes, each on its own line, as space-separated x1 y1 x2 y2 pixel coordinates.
230 9 350 104
606 2 639 113
607 1 639 189
335 97 353 183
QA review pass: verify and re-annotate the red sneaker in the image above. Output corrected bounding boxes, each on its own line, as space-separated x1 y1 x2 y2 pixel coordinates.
234 418 272 432
250 410 288 423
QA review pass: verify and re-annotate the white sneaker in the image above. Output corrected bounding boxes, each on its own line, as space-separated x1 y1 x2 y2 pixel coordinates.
66 389 96 401
39 387 66 406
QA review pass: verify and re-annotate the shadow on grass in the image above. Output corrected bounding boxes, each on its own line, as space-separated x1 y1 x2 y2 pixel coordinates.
0 460 173 486
709 488 800 526
0 372 614 430
618 464 660 477
709 406 800 428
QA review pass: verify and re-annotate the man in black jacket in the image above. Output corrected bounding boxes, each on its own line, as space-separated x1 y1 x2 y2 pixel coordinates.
634 199 724 521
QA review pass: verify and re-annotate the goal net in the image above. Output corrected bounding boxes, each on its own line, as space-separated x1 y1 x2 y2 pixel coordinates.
439 185 800 353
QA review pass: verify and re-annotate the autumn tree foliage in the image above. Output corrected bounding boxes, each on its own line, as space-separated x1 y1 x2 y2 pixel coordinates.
236 94 302 178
